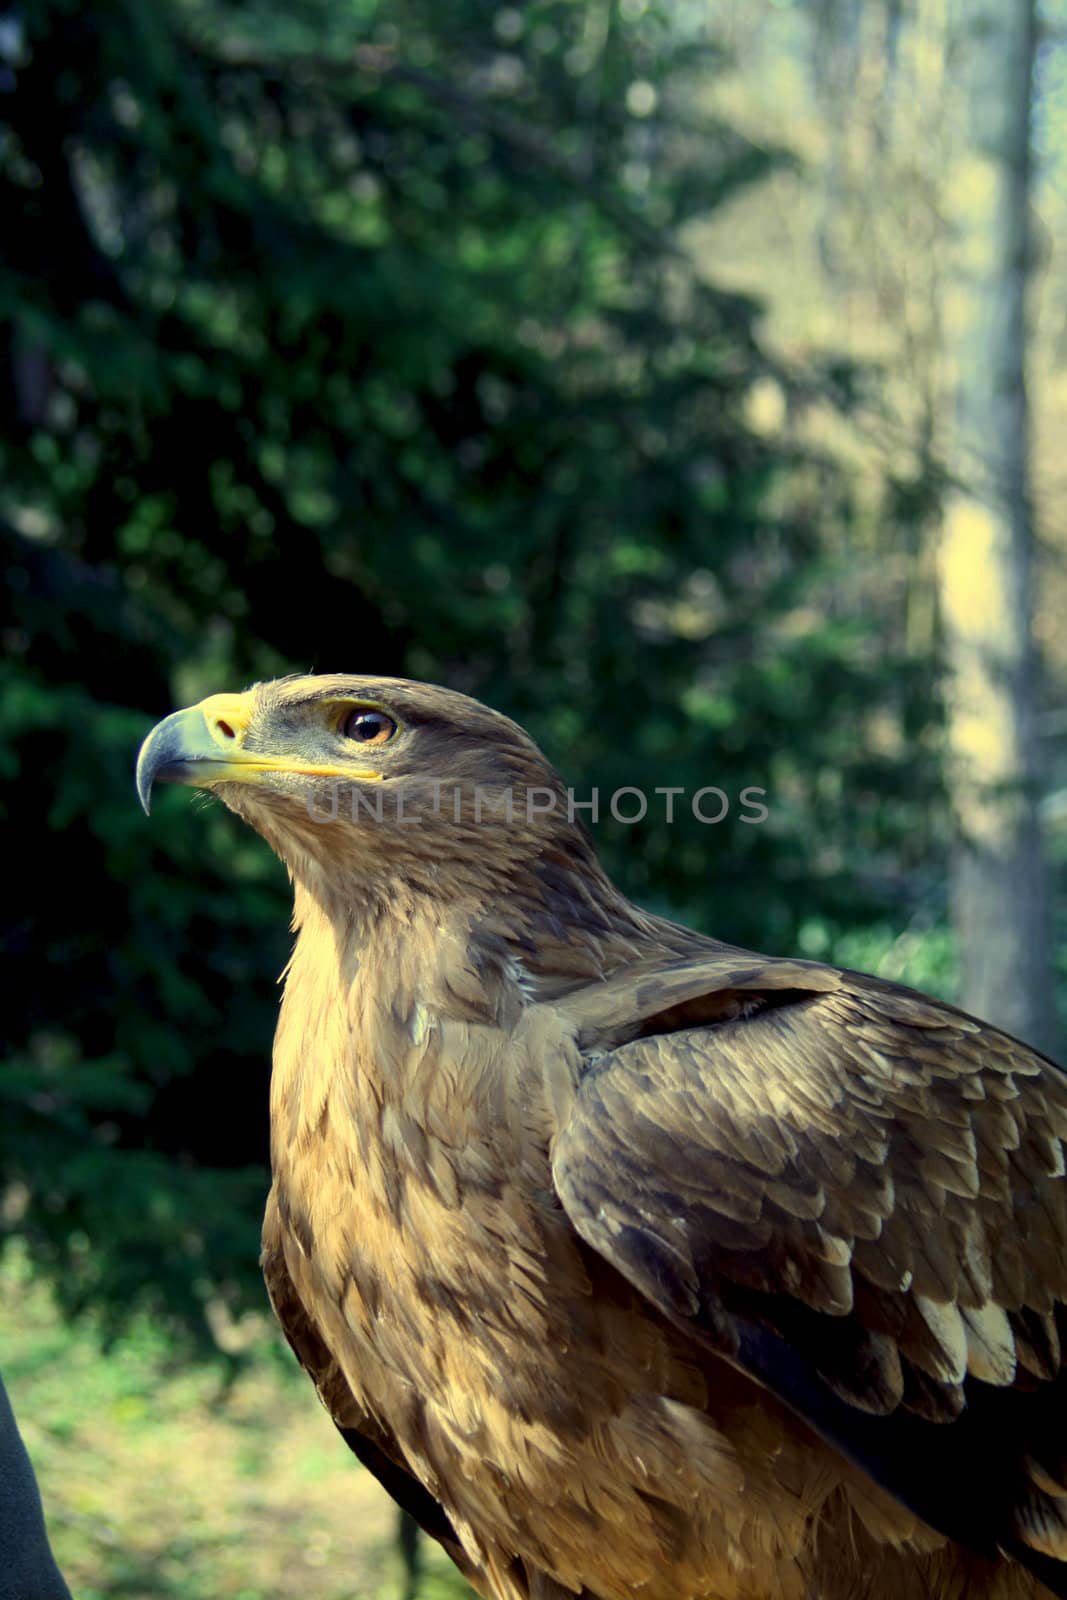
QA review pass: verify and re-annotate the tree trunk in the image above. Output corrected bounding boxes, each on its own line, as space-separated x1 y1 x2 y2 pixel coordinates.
938 0 1056 1053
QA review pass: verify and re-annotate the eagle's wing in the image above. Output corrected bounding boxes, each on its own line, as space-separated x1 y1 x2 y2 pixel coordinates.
551 953 1067 1598
260 1190 488 1593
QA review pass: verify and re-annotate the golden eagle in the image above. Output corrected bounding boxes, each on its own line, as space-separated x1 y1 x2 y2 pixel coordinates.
137 674 1067 1600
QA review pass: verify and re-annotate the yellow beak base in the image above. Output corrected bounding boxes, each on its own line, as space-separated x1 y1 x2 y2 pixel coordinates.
135 694 380 813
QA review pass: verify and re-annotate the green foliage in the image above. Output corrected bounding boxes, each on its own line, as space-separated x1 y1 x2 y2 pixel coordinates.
1 0 947 1343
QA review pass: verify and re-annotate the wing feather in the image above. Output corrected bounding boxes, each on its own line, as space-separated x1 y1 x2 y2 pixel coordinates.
552 955 1067 1595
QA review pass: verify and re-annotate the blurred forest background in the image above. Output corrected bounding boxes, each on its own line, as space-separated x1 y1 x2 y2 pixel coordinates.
3 0 1067 1595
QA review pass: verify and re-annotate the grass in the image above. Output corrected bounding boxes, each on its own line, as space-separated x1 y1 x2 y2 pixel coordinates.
0 1250 473 1600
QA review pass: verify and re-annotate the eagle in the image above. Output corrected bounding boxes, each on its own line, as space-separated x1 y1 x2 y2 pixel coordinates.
136 673 1067 1600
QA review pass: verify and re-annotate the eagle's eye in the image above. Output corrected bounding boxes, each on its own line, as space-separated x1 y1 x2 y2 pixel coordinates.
342 708 398 746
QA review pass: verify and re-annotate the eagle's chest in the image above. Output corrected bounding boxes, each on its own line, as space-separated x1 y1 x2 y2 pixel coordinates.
270 990 596 1443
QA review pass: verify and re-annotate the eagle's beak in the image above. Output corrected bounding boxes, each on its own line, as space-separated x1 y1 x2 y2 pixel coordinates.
136 694 262 814
136 692 384 814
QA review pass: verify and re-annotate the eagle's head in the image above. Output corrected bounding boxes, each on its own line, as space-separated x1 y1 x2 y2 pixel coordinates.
136 674 596 909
